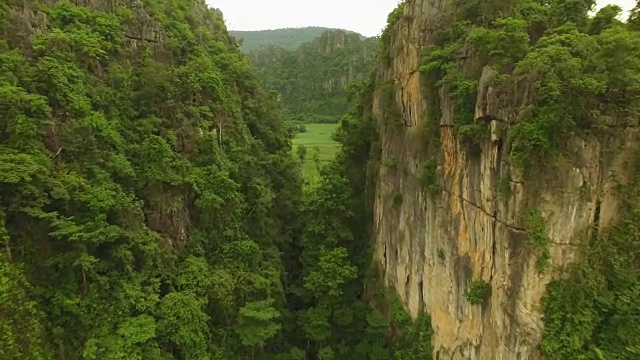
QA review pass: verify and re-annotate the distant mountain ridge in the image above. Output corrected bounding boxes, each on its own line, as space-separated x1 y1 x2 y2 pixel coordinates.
230 26 365 53
248 29 378 123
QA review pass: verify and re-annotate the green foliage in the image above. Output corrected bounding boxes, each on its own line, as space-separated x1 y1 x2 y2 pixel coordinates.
455 0 516 25
357 310 388 358
291 123 341 182
465 280 491 305
420 20 469 75
421 104 441 147
311 146 322 170
379 1 406 62
291 159 380 357
394 314 434 360
534 146 640 359
0 0 303 359
588 5 623 35
156 292 211 359
0 2 8 27
420 21 479 139
6 0 637 359
449 76 478 130
280 71 400 359
296 144 307 162
379 80 403 131
420 161 440 194
392 193 403 208
0 255 51 359
541 159 640 359
497 176 512 196
547 0 596 29
419 0 640 173
380 290 434 359
385 157 399 171
230 27 362 52
523 210 551 272
516 12 640 171
469 17 531 68
304 247 358 302
510 27 602 171
457 123 489 147
250 30 377 125
630 3 640 31
300 307 331 342
236 299 282 347
317 346 335 360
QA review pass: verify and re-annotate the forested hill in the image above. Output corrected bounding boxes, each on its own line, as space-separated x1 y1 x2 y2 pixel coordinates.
0 0 305 358
249 30 378 123
0 1 420 359
230 27 362 52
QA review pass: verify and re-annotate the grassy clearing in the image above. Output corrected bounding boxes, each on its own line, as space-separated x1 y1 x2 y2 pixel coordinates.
292 123 341 182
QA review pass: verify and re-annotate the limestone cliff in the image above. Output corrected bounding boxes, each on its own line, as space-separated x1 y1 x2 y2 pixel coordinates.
230 26 355 52
369 1 639 359
248 29 377 122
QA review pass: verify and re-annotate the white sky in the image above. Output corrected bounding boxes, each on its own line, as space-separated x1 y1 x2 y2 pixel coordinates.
207 0 637 37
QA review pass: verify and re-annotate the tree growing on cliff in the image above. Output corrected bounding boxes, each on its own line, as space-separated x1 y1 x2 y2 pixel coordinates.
629 1 640 30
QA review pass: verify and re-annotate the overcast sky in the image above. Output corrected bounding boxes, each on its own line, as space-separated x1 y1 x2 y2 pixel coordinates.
207 0 637 37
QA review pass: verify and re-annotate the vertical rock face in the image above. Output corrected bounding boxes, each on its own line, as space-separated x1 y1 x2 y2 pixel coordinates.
248 29 377 122
370 1 638 359
250 29 377 90
304 30 364 55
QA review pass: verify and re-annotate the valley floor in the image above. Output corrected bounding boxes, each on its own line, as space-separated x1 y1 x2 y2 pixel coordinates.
292 123 341 181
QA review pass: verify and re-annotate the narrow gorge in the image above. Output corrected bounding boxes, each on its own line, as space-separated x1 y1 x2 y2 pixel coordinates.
1 0 639 359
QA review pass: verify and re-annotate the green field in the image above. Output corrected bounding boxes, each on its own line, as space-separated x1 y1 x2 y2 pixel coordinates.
292 123 341 182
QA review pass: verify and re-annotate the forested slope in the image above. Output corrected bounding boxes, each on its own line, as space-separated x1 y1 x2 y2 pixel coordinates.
230 27 358 52
249 30 377 123
0 1 422 359
0 0 304 358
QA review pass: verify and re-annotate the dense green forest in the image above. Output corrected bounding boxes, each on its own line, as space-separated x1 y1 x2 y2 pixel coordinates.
0 1 419 359
230 27 362 53
2 0 640 359
249 30 377 124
